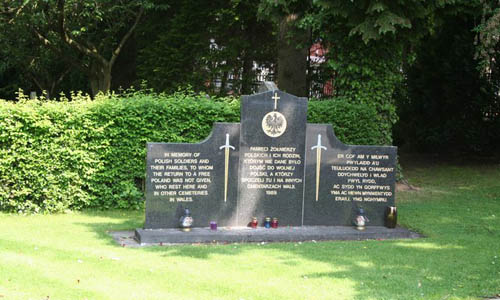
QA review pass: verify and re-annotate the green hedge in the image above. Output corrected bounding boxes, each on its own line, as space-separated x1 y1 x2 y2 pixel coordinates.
308 99 387 146
0 92 386 213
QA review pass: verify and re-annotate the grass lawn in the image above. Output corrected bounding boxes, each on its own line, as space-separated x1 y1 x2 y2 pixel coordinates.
0 155 499 300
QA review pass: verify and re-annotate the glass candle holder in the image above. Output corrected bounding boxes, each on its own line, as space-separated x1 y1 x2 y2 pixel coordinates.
353 207 369 231
250 217 258 228
210 221 217 230
385 206 397 228
179 208 193 232
271 217 278 228
264 217 271 228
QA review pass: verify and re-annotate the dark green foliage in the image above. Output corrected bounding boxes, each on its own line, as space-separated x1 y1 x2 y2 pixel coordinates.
308 99 387 146
323 40 401 145
0 92 385 213
137 2 212 93
395 12 500 154
295 0 433 145
0 0 152 96
136 0 275 95
475 0 500 85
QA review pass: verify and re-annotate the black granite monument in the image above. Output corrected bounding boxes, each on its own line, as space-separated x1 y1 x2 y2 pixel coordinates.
139 90 397 235
144 123 240 228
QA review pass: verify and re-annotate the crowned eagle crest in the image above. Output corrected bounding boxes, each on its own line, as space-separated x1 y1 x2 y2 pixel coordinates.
262 111 287 137
265 113 284 134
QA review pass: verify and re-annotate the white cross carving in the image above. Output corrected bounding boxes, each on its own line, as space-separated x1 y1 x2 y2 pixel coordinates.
272 92 280 110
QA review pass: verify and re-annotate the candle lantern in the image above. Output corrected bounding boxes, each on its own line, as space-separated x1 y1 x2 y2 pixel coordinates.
271 217 278 228
385 206 397 228
179 208 193 232
353 207 369 231
264 217 271 228
250 217 258 228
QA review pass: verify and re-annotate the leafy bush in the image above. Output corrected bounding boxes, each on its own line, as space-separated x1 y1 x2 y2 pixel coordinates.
308 99 388 146
0 91 387 213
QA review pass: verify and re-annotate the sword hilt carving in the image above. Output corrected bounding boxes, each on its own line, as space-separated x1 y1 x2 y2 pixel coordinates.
311 134 327 151
219 134 235 150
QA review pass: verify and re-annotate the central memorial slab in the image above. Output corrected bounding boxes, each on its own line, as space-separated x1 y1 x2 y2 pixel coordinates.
238 92 307 226
138 90 397 240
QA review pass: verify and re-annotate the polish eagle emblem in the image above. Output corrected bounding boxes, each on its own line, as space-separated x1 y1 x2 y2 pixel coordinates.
262 111 287 137
265 113 284 134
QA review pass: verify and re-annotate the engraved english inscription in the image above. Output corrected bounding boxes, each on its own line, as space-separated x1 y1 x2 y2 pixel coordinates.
144 123 240 229
149 151 213 202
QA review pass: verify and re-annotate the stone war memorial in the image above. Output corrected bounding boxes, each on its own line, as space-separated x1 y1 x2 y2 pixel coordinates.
135 90 415 244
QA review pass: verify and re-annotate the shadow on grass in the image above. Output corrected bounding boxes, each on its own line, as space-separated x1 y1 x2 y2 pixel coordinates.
153 226 497 299
74 209 144 247
76 198 500 299
73 156 500 299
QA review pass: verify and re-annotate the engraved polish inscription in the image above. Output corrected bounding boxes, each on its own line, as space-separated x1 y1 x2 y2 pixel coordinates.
240 146 303 196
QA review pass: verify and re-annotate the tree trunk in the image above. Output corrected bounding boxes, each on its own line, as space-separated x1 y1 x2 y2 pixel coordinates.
241 18 257 95
219 70 229 96
277 14 309 97
111 34 137 91
241 50 254 95
90 61 112 96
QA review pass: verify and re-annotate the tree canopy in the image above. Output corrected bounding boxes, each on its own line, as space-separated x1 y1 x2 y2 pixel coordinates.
0 0 498 153
0 0 152 96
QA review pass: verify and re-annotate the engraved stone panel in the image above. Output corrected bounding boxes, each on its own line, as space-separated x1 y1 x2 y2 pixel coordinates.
303 124 397 226
145 123 240 228
237 90 307 226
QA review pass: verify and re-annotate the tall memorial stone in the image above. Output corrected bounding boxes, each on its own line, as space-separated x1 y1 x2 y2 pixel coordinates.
140 90 397 233
237 92 307 226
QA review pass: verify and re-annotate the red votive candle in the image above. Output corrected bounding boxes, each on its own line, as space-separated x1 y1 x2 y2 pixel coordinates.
271 217 278 228
250 217 258 228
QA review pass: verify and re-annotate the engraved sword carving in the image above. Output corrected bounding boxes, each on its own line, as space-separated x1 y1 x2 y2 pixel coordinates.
219 134 235 202
311 134 327 201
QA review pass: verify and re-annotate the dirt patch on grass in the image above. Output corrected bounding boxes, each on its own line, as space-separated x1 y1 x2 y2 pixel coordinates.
396 181 421 192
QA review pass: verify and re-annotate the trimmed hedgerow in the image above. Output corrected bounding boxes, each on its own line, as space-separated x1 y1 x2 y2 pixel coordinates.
308 99 388 146
0 91 386 213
